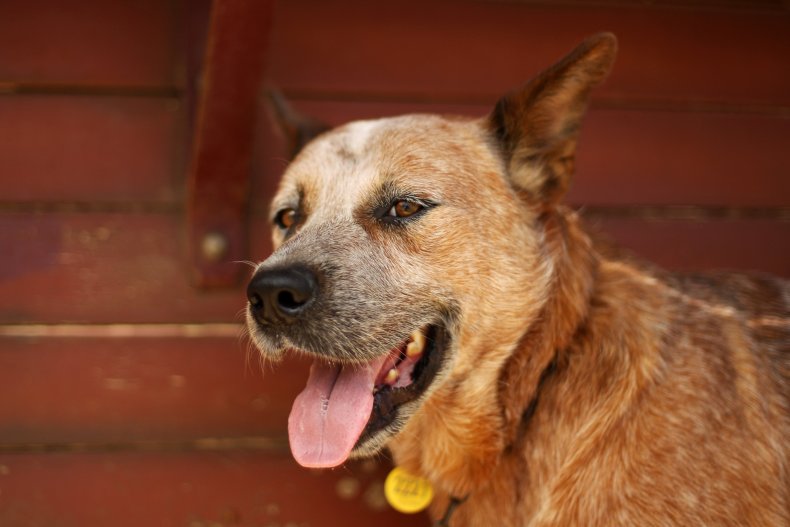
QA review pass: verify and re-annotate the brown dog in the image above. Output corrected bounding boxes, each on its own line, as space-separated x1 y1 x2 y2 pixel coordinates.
245 33 789 525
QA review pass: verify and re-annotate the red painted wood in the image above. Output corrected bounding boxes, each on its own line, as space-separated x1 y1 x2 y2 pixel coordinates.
2 97 787 207
0 452 429 526
254 101 790 207
0 213 786 324
571 109 790 207
0 213 270 324
0 337 304 444
589 217 790 274
0 0 177 87
267 0 790 106
0 96 182 203
186 0 274 287
2 0 787 105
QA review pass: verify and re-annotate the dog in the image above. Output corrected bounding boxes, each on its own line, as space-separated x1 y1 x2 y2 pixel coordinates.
245 33 789 525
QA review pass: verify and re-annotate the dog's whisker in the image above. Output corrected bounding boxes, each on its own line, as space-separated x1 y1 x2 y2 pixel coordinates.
233 260 259 270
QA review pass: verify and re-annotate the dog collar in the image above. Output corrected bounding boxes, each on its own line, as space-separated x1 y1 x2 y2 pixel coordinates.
434 494 468 527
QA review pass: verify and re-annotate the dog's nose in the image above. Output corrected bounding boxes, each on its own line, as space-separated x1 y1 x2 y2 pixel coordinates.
247 267 318 325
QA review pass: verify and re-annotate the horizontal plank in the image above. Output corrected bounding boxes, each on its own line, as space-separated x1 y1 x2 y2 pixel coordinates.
0 337 302 444
0 96 183 203
0 0 177 88
571 109 790 207
268 0 790 107
588 216 790 275
256 101 790 207
0 452 427 526
0 213 786 324
530 0 785 9
2 96 787 207
0 213 268 323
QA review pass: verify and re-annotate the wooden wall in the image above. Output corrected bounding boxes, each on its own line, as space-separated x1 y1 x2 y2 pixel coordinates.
0 0 787 525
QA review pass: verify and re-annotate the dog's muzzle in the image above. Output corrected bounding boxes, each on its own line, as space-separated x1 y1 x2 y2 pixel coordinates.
245 261 452 469
246 266 318 326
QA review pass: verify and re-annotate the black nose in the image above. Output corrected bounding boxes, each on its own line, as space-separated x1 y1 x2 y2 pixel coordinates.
247 267 318 325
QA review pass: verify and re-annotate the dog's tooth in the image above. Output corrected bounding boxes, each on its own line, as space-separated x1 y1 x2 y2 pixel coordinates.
407 329 425 357
385 368 399 385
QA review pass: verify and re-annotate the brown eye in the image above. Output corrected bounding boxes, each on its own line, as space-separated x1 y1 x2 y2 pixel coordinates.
274 208 297 230
388 200 422 218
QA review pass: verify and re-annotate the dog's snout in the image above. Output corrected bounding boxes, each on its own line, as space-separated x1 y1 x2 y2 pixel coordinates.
247 267 318 325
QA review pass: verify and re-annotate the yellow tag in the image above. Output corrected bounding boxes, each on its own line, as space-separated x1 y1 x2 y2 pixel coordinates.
384 466 434 514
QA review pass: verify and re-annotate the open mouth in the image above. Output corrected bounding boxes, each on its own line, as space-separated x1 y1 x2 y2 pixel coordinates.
287 324 446 468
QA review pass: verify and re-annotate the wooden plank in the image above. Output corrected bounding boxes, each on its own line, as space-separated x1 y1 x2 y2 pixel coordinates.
186 0 274 287
588 216 790 275
0 96 182 203
2 96 787 207
0 337 302 444
0 213 786 324
5 0 778 110
0 0 177 88
571 109 790 207
267 0 790 107
0 212 268 324
0 452 429 526
255 101 790 207
0 214 232 324
526 0 785 9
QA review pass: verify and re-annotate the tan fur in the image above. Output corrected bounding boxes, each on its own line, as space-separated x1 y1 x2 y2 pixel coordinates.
249 33 789 525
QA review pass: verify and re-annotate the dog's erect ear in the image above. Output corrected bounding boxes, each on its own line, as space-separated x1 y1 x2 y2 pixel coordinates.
267 90 332 159
487 33 617 206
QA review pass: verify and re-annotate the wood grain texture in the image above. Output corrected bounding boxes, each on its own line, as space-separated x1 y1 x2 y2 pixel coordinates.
186 0 274 287
0 0 177 88
588 216 790 275
0 213 265 323
267 0 790 107
0 96 183 203
0 337 299 444
0 452 428 526
571 108 790 207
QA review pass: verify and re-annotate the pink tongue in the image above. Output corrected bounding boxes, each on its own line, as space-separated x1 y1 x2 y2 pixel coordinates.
288 355 388 468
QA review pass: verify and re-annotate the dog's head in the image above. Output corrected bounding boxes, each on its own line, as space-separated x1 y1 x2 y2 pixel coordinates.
246 34 616 468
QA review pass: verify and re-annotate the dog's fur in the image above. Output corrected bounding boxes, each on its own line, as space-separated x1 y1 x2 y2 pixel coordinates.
248 34 789 525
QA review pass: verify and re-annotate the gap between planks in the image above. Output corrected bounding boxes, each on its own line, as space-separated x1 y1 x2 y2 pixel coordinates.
0 323 243 339
0 436 289 455
0 82 180 98
1 83 788 117
280 89 790 117
1 203 788 221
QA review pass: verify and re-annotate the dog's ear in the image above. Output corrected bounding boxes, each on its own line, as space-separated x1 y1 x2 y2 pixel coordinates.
267 90 332 159
487 33 617 206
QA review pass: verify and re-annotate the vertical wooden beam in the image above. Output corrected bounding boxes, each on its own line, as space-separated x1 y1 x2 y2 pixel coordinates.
186 0 273 287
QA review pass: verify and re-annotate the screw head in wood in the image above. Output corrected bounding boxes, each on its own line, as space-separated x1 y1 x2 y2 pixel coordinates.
200 231 229 262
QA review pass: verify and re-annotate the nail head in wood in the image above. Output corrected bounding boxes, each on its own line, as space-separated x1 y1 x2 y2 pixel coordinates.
200 231 229 263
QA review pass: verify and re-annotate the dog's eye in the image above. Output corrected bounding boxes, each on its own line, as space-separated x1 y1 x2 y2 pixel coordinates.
388 200 423 218
274 208 298 230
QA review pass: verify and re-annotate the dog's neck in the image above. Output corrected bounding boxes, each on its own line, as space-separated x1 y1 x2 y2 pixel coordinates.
497 207 598 451
388 207 597 503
